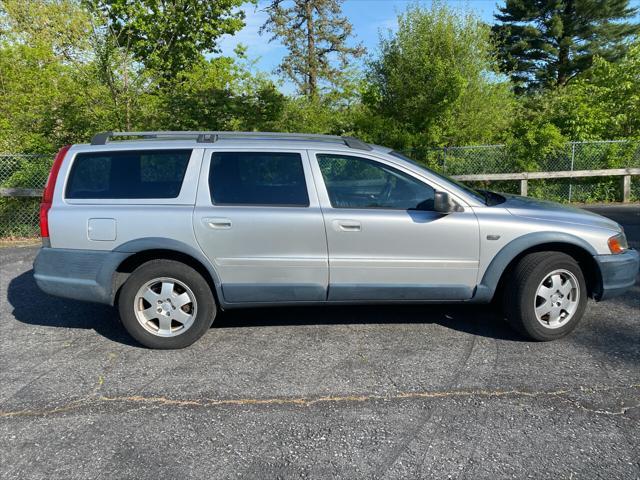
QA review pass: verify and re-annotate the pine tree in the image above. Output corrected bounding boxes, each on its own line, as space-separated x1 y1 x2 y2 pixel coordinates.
493 0 640 92
260 0 364 99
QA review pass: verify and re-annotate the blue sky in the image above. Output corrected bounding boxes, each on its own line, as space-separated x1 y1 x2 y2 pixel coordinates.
218 0 640 93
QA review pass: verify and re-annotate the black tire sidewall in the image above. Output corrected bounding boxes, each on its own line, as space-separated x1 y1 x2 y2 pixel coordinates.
118 260 216 349
510 253 588 341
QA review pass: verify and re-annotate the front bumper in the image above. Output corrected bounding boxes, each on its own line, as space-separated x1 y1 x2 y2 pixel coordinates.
594 249 639 300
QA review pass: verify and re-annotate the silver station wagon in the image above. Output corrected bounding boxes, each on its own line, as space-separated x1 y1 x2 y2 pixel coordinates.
34 131 639 349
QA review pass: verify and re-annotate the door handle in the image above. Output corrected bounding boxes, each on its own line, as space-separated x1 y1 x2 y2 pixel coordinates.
334 220 361 232
203 217 232 229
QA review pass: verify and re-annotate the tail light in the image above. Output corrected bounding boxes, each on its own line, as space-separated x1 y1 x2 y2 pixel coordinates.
40 145 71 239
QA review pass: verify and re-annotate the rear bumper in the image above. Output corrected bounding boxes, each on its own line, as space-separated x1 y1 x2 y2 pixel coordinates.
33 247 129 305
594 249 639 300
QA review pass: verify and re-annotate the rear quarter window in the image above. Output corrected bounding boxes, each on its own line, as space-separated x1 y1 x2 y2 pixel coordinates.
65 149 191 199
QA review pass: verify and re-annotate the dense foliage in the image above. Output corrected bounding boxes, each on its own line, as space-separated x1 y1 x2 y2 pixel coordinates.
0 0 638 160
88 0 250 79
362 4 515 151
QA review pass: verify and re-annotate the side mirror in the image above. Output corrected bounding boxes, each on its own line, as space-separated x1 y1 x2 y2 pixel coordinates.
434 191 462 213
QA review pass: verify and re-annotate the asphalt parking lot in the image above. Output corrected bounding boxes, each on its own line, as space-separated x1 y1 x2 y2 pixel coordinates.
1 205 639 479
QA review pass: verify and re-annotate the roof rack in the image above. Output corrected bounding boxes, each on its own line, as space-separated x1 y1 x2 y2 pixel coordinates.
90 131 373 151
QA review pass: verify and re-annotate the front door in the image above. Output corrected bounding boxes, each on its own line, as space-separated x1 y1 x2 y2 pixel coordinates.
193 150 328 304
309 152 480 301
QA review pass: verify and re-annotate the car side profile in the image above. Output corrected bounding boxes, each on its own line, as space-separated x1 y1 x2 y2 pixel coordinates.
33 131 639 349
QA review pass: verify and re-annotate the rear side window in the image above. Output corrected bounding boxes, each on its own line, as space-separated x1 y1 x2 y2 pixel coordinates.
209 152 309 206
66 150 191 199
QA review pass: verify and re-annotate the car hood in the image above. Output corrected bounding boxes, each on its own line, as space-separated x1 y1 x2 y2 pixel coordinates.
501 194 622 232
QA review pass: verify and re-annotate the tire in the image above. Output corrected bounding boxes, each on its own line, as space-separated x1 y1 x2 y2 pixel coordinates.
118 259 216 349
503 251 587 341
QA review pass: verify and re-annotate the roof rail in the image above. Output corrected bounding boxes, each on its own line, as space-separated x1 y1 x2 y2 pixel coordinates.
90 131 373 151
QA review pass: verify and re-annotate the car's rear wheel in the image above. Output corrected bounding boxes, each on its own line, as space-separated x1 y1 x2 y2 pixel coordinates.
503 251 587 341
118 260 216 349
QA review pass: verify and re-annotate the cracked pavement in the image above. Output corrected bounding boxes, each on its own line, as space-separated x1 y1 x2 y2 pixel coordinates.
1 205 639 479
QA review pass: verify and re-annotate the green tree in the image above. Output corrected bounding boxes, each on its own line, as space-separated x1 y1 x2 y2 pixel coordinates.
504 39 640 144
0 0 101 151
0 0 158 150
261 0 364 99
149 56 286 131
0 0 290 153
87 14 154 131
493 0 640 91
364 3 514 151
89 0 250 80
547 42 640 139
0 0 91 60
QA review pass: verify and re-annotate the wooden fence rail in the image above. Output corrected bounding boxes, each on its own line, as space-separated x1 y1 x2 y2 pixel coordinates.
452 168 640 203
0 188 43 197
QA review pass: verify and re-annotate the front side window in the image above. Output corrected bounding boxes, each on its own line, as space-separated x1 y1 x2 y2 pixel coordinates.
389 151 487 204
209 152 309 206
66 150 191 199
317 154 435 210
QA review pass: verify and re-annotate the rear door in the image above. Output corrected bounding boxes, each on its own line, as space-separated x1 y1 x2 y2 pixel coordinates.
309 151 480 301
193 149 328 304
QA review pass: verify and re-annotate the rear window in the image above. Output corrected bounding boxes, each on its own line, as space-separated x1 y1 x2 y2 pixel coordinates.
65 150 191 199
209 152 309 206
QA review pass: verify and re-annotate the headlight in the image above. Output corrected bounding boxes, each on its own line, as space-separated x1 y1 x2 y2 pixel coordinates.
607 232 628 254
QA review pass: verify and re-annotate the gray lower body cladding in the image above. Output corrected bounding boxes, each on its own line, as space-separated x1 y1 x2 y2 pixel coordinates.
33 247 129 305
32 247 639 307
33 247 475 307
593 249 640 300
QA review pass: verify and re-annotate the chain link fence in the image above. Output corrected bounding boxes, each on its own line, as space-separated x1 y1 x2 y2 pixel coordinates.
1 141 639 237
405 140 640 203
0 154 52 238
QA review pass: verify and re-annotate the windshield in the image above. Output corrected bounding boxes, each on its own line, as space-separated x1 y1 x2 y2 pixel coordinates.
389 151 487 205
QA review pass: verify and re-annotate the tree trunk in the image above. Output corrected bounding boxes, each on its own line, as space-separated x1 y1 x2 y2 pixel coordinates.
305 0 317 99
557 47 568 86
557 0 573 86
124 63 131 131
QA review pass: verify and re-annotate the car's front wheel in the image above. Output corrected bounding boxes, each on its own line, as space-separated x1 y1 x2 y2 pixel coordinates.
503 251 588 341
118 260 216 349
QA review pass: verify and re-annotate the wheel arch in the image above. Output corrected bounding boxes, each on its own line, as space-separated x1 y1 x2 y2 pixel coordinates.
111 238 223 307
474 232 602 303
